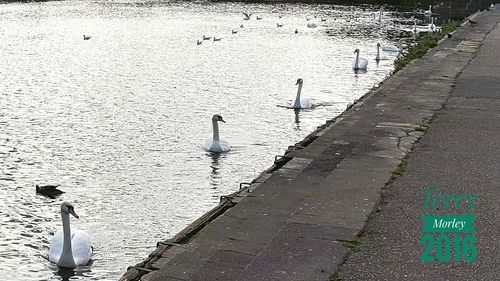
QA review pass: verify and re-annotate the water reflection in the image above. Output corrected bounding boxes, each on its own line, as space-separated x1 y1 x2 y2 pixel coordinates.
294 109 301 125
54 266 92 281
209 152 222 189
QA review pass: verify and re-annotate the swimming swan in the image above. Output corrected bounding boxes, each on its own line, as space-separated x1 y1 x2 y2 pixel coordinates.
381 38 404 52
352 49 368 71
290 78 313 109
49 202 92 268
204 114 231 153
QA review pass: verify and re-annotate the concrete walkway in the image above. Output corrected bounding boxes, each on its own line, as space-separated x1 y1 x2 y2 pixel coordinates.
121 8 500 281
335 8 500 281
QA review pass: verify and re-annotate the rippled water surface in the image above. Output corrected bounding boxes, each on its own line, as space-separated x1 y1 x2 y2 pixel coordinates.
1 0 404 280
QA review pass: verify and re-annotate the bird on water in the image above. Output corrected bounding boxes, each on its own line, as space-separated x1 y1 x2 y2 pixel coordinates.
36 184 64 198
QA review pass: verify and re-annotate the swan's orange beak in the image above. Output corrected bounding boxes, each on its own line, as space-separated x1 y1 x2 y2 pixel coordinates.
69 208 79 219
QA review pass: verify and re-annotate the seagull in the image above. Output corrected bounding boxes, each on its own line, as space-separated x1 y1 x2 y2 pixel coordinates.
197 39 202 45
240 24 244 28
242 12 252 20
321 18 327 22
83 35 91 40
277 23 283 27
232 30 238 34
213 37 221 42
203 35 212 40
295 29 298 34
256 16 262 20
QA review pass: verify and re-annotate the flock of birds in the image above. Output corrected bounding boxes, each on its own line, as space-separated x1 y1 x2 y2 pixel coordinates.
194 12 330 45
39 4 495 271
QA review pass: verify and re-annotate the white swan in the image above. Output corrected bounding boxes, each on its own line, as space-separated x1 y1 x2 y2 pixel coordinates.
49 202 92 268
381 38 404 52
427 17 436 32
424 5 432 17
352 49 368 71
204 114 230 153
290 78 313 109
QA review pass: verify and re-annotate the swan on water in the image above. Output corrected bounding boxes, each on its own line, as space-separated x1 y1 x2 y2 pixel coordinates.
381 38 405 52
428 17 436 32
290 78 313 109
352 49 368 71
49 202 92 268
424 5 432 17
204 114 231 153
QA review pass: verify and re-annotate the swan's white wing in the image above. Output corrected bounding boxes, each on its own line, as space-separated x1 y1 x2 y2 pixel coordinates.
218 138 231 152
204 138 214 151
204 138 230 152
48 229 63 263
357 57 369 69
382 45 399 52
300 98 313 108
71 230 92 266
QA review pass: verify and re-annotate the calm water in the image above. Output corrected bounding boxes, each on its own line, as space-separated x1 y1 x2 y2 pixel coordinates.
0 0 403 280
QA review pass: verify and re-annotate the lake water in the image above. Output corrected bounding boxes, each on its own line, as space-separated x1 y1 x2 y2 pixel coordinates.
0 0 404 280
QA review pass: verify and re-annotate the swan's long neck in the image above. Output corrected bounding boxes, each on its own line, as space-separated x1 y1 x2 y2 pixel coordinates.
212 120 220 142
355 51 360 68
376 45 380 60
294 83 303 108
58 212 75 268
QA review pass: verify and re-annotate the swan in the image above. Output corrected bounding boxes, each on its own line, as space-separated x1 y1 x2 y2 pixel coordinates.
204 114 230 153
352 49 368 71
381 38 405 52
290 78 313 109
424 5 432 17
49 202 92 268
428 17 436 32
